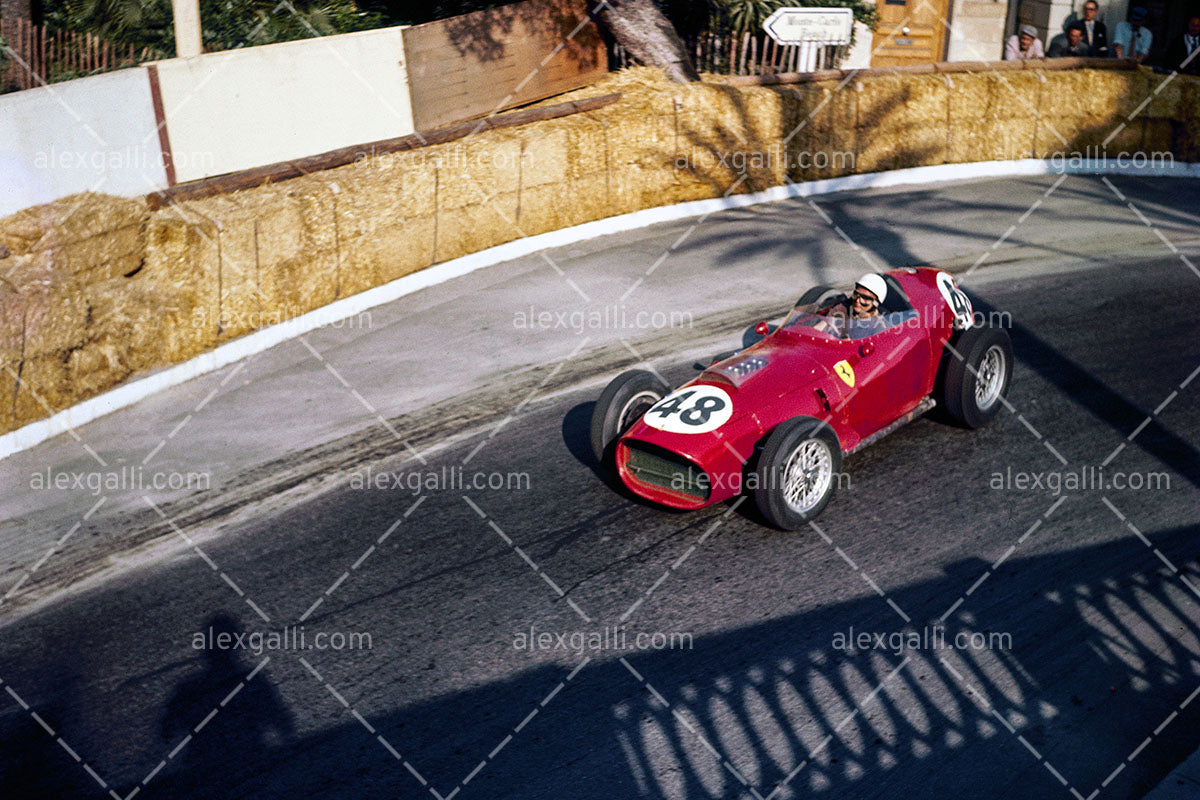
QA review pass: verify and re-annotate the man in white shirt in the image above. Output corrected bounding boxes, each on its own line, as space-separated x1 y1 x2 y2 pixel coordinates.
1005 24 1046 60
1113 6 1153 62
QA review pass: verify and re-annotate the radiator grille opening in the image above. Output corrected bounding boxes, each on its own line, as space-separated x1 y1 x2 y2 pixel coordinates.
624 442 711 501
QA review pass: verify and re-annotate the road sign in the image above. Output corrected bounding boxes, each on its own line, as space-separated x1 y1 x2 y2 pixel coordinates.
762 7 854 45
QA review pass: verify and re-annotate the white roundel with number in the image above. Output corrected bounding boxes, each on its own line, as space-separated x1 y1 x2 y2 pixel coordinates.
936 272 974 329
642 385 734 435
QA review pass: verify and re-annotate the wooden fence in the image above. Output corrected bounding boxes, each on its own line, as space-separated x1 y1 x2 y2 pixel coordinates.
611 30 848 76
0 18 161 92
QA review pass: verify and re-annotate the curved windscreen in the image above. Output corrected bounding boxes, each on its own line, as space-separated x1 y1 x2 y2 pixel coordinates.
779 303 847 340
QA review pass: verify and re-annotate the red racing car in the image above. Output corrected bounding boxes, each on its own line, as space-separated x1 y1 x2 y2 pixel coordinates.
589 268 1013 529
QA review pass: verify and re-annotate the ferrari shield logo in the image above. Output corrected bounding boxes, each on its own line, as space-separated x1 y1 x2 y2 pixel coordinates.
834 360 855 387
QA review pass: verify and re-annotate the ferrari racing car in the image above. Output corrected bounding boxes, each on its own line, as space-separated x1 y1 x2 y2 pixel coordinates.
589 268 1013 529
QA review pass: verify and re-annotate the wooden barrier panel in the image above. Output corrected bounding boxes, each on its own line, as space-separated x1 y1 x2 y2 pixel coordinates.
403 0 607 131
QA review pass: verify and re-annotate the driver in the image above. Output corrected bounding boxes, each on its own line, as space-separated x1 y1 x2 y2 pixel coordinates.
815 274 888 336
848 273 886 319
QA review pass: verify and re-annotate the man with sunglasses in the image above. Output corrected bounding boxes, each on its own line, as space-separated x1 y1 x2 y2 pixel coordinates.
848 274 887 319
813 273 889 337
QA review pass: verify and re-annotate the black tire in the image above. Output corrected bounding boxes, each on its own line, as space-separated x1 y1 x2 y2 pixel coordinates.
796 285 845 309
941 325 1013 428
754 416 843 530
590 370 669 465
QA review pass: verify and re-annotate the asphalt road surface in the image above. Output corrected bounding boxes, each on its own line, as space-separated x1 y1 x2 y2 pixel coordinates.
1 175 1199 800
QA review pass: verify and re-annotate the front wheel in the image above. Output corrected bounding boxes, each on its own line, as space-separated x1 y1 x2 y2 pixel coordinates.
754 416 843 530
590 370 669 465
942 325 1013 428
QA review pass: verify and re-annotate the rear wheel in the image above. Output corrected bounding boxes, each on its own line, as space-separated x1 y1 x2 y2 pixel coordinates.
590 370 669 465
754 416 843 530
942 325 1013 428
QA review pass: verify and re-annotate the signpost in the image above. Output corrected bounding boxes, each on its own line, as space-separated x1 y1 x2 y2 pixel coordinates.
762 7 854 45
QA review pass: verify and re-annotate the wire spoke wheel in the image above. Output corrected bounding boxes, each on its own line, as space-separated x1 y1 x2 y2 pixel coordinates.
782 439 834 515
974 344 1006 412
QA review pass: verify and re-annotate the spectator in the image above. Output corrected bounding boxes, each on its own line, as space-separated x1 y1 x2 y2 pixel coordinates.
1113 6 1152 62
1078 0 1109 56
1006 24 1046 60
1049 22 1092 56
1165 15 1200 74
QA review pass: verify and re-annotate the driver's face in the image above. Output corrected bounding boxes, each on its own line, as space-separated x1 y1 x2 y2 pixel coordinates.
851 288 879 316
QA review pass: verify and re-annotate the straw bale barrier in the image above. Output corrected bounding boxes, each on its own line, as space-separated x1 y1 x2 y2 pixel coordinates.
1 63 1198 435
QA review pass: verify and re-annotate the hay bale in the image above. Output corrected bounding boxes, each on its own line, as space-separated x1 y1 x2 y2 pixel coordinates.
344 214 437 286
1 250 88 359
948 73 995 120
518 181 595 237
0 368 13 432
1141 119 1176 158
435 130 524 211
1145 72 1184 119
1042 70 1093 118
12 351 70 426
0 193 146 260
992 71 1044 120
563 115 610 182
949 119 1035 163
143 209 220 358
1175 79 1200 161
1087 69 1141 119
520 126 570 188
435 193 521 262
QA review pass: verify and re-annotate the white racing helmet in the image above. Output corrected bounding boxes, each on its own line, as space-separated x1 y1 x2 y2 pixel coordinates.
855 273 888 305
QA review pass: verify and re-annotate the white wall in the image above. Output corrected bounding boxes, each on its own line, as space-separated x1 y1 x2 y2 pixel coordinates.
946 0 1009 61
153 25 415 183
843 21 875 69
0 68 167 218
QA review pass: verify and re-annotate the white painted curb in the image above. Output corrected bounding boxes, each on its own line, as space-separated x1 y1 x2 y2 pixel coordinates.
3 158 1197 459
